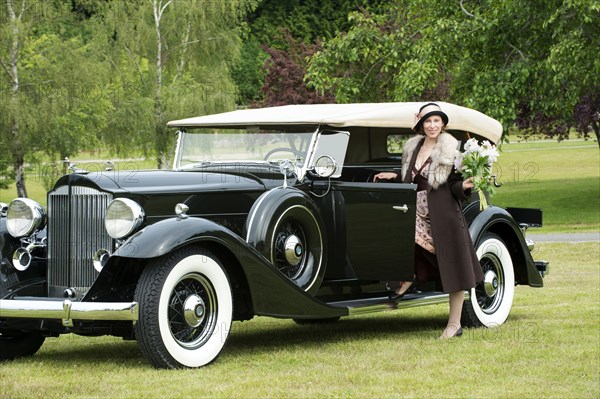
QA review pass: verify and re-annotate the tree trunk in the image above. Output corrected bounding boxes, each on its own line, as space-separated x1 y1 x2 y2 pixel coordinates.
153 0 169 169
13 153 27 198
7 0 28 197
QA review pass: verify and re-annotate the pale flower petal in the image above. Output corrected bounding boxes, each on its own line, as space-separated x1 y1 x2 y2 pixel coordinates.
458 138 500 210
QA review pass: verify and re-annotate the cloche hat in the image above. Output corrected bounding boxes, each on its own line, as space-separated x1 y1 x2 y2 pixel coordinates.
412 102 449 132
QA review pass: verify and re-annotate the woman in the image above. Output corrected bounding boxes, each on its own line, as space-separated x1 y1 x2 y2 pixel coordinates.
374 103 484 339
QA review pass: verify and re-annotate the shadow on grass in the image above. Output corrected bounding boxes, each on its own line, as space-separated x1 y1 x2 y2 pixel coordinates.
225 313 448 353
32 337 144 368
25 313 451 367
22 310 542 368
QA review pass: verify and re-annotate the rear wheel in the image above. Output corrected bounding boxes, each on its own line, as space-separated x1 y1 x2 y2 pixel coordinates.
135 246 233 369
462 233 515 327
0 330 45 361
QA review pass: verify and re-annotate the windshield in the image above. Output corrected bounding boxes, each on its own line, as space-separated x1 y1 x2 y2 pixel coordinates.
174 128 317 170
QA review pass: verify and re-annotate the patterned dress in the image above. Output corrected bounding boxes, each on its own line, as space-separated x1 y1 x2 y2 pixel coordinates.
413 158 435 254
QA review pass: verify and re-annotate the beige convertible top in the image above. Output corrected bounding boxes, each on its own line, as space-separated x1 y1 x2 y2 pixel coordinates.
168 102 503 144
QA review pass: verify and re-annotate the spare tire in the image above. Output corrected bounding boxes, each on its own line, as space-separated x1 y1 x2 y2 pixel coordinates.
246 188 326 295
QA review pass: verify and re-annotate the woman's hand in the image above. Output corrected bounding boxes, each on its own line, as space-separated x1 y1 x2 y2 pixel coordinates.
462 177 475 191
373 172 398 182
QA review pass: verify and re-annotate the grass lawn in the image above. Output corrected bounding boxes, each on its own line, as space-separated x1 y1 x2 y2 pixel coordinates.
0 241 598 398
492 139 599 232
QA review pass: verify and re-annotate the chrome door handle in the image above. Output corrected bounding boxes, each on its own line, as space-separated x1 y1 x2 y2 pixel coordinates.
393 205 409 213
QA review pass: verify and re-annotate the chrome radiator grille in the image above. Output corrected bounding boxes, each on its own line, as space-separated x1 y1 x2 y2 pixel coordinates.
47 186 113 294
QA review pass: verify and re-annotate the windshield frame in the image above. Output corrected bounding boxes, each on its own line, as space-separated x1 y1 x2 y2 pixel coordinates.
172 126 321 180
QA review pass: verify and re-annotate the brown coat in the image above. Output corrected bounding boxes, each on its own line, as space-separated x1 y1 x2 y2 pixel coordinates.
400 134 483 293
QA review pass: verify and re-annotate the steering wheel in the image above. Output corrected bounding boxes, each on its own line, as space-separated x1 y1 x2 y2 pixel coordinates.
263 148 304 161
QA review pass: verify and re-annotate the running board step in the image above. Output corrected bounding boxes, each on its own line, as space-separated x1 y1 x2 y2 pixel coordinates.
327 293 460 316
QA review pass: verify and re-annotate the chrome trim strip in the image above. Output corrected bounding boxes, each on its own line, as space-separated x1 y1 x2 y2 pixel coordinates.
173 130 184 170
298 127 323 181
0 299 138 327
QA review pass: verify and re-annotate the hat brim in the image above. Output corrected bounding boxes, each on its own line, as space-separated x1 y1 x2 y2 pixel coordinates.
412 110 449 132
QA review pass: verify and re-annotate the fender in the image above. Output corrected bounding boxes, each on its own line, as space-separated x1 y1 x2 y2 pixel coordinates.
246 186 327 295
0 218 47 298
467 205 543 287
0 218 20 262
88 216 345 319
111 217 235 259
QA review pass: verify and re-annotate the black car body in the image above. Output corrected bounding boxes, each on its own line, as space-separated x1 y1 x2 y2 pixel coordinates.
0 102 547 368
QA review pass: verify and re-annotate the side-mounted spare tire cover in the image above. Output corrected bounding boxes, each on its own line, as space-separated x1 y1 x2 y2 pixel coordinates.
246 187 326 295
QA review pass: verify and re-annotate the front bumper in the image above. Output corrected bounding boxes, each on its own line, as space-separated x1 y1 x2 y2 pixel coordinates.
0 299 138 327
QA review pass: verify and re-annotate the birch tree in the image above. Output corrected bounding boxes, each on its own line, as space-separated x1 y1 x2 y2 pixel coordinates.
100 0 258 168
0 1 112 196
0 0 28 196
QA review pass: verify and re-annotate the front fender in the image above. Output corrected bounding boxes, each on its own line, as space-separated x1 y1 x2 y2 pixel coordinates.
112 217 232 259
468 206 543 287
90 217 345 319
0 218 47 298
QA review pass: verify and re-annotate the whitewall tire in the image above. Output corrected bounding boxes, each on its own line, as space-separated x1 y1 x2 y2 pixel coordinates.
135 246 233 368
462 233 515 328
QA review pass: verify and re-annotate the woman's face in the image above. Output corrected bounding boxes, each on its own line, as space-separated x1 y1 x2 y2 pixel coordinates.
422 115 444 140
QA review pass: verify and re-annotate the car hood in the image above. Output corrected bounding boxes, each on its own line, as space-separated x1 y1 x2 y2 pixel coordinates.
51 169 268 195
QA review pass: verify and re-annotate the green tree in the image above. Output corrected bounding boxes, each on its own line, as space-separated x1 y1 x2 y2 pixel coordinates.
306 3 426 103
306 0 600 142
0 0 111 197
258 30 335 106
96 0 258 169
0 0 40 197
235 0 384 105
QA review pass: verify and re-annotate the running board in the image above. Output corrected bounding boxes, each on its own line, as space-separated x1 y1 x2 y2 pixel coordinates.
327 292 470 316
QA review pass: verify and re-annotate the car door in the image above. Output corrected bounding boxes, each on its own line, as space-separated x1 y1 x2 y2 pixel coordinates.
315 180 416 282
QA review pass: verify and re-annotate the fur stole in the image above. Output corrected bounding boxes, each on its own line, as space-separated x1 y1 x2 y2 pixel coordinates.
401 132 459 189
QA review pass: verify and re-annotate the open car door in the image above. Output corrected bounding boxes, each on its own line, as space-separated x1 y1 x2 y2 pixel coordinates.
315 180 416 282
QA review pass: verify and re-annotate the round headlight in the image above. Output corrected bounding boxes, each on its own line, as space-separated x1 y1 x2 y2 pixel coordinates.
6 198 46 238
104 198 145 239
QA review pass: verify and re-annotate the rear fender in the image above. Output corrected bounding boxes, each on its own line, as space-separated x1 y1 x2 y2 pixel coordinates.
468 206 543 287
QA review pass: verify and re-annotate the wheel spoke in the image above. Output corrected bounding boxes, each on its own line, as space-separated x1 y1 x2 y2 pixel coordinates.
476 254 503 313
274 219 307 279
167 275 214 347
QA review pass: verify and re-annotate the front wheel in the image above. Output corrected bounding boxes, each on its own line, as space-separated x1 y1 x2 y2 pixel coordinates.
462 233 515 328
135 246 233 369
0 330 45 361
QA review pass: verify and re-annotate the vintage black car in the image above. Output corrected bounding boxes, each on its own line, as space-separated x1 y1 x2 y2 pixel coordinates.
0 102 547 368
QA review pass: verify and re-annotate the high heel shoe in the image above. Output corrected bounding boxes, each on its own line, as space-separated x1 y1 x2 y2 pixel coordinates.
388 281 413 301
388 290 405 300
439 327 463 340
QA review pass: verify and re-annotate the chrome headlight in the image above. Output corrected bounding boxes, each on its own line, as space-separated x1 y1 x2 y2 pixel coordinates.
105 198 145 239
6 198 46 238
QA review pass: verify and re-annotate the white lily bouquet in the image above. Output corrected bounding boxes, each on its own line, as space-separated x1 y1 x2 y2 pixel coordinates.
455 138 500 210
